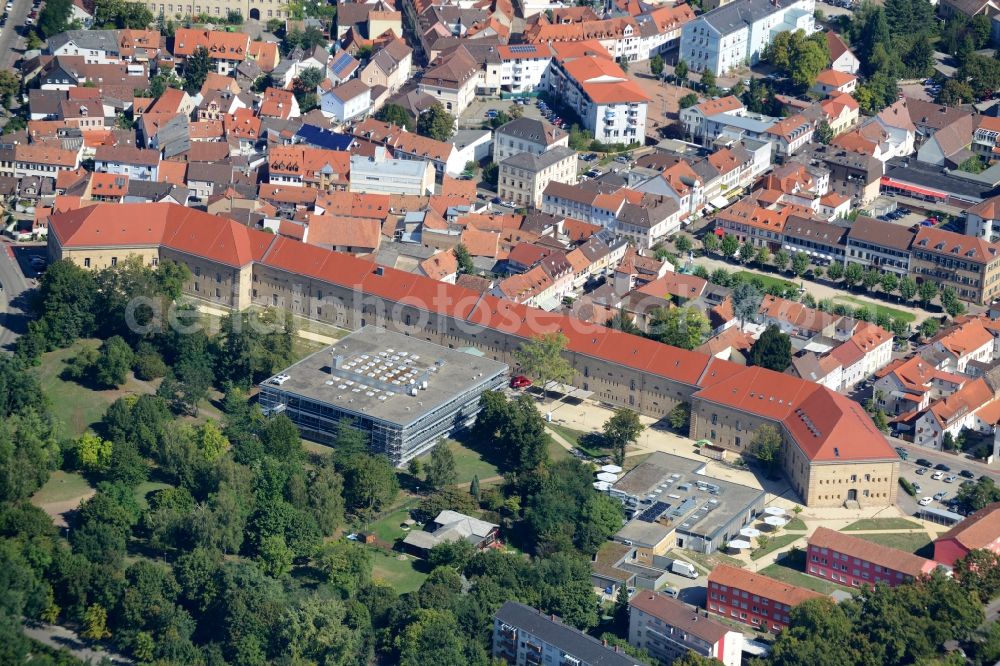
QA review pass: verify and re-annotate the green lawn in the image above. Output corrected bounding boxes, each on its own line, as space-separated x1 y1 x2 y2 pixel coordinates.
834 296 917 323
367 496 422 545
750 533 804 561
855 532 932 553
547 423 608 457
784 517 807 531
133 481 174 510
371 550 428 593
669 548 744 573
760 552 852 595
547 439 572 462
842 518 923 531
736 271 798 293
31 470 93 505
33 339 155 439
433 438 501 485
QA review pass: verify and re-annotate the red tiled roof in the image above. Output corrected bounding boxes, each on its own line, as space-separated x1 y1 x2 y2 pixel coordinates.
709 564 823 607
809 527 936 578
936 502 1000 552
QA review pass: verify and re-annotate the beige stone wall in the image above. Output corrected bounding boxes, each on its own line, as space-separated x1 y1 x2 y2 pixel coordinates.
143 0 287 20
54 245 159 270
50 230 896 508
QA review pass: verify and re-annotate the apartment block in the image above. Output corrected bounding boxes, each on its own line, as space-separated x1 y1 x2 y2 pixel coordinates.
629 591 742 666
499 146 578 209
807 527 938 588
707 564 822 632
493 601 646 666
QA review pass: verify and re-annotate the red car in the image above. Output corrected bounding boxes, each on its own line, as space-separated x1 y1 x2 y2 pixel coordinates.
510 375 532 389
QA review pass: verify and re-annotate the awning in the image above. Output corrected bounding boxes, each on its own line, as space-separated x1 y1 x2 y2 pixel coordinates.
714 227 725 236
880 177 946 199
710 195 730 209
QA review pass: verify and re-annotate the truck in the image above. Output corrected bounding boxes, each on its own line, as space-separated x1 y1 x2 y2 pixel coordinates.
671 560 698 579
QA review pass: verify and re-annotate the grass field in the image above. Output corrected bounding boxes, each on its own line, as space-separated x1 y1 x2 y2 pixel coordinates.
761 551 852 595
736 271 797 293
669 548 744 573
371 550 427 593
438 438 501 484
31 470 93 505
548 423 608 457
842 518 923 531
784 517 807 531
367 496 421 544
33 339 154 439
133 481 174 510
855 532 932 553
547 439 572 462
834 295 916 323
750 533 803 561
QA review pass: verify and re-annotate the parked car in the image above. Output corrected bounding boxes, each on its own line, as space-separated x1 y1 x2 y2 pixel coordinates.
931 471 944 480
913 483 922 494
895 447 909 460
915 467 927 475
944 475 958 483
960 469 975 479
916 458 932 467
919 496 933 506
934 462 951 471
510 375 532 389
933 491 948 501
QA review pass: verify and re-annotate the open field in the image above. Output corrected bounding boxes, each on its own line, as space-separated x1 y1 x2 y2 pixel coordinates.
367 496 421 544
735 271 798 293
855 532 933 553
750 533 803 561
548 423 608 457
33 339 154 439
842 517 923 531
134 481 174 510
761 551 852 595
784 517 807 531
31 471 96 528
430 438 501 485
371 550 427 593
834 295 917 323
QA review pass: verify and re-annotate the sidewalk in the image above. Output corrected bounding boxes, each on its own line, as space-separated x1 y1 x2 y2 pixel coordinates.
691 255 935 325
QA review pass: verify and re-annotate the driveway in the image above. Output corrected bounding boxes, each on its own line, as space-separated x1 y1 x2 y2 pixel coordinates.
22 620 132 665
0 0 30 69
0 242 37 352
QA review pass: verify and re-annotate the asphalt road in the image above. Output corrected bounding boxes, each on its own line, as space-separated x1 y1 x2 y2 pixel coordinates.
0 0 30 69
0 242 39 351
22 621 132 665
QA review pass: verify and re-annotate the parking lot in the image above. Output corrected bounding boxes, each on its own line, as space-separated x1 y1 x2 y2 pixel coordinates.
896 452 983 515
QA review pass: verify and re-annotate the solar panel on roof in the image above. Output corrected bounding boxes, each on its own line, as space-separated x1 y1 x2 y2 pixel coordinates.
332 51 355 72
636 500 670 523
508 44 536 53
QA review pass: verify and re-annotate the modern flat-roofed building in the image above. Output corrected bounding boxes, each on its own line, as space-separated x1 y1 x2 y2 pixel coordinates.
807 526 938 588
493 601 648 666
608 452 765 558
629 591 743 666
349 149 435 196
258 326 508 465
707 564 823 632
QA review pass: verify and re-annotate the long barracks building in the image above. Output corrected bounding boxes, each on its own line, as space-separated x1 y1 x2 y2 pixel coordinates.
47 203 900 507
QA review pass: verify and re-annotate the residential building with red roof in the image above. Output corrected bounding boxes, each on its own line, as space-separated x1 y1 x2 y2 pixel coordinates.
172 28 251 75
807 527 938 588
911 225 1000 305
913 377 1000 449
812 69 858 96
89 172 128 202
352 118 463 179
259 87 300 121
47 202 903 508
826 31 860 74
966 192 1000 243
874 355 968 417
707 565 823 632
268 145 350 191
14 143 81 178
629 591 742 666
930 317 997 373
542 45 648 144
934 502 1000 566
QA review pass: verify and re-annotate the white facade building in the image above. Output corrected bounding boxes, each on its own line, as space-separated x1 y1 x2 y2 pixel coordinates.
679 0 816 76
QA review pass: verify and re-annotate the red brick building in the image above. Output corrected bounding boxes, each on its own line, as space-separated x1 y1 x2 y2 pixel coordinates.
934 502 1000 567
707 564 823 632
807 527 938 588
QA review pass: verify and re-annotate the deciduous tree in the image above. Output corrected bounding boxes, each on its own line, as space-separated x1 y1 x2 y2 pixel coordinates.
602 408 643 465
